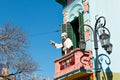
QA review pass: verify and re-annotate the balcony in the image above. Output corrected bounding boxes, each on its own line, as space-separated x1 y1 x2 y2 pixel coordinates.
54 48 93 80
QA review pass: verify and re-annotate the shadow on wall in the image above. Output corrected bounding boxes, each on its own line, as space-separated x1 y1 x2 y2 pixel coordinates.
98 54 113 80
105 67 113 80
79 53 113 80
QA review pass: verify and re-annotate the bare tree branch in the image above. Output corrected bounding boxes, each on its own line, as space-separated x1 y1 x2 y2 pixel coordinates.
0 24 38 80
0 24 27 54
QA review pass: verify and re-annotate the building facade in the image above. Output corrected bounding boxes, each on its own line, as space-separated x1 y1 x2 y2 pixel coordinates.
54 0 120 80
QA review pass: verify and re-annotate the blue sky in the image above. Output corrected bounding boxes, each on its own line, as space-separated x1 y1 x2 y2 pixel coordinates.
0 0 63 79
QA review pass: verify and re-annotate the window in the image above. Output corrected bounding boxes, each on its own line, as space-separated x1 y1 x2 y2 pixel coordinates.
61 13 85 49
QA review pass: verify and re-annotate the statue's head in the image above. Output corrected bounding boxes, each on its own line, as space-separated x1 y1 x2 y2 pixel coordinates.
61 32 67 41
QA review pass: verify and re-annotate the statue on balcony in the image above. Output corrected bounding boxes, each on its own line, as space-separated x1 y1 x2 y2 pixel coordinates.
50 32 73 56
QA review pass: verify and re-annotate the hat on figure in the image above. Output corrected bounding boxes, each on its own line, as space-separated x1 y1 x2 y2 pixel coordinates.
61 32 67 37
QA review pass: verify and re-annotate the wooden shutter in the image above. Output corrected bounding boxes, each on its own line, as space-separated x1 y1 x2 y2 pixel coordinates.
61 24 67 33
79 12 85 40
67 23 77 49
